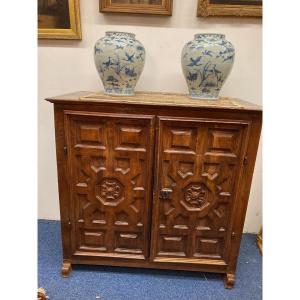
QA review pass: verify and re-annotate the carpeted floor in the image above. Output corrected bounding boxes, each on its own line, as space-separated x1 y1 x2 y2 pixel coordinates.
38 220 262 300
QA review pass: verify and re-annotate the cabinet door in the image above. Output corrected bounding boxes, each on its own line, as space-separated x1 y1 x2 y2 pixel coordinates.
64 111 155 260
151 117 249 265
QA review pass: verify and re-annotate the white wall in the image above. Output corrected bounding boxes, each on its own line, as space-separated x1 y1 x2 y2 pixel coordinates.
38 0 262 233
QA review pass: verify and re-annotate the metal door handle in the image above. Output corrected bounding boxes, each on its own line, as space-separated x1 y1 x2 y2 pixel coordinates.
159 188 172 201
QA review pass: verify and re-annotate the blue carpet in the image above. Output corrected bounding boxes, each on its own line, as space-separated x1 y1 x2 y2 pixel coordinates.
38 220 262 300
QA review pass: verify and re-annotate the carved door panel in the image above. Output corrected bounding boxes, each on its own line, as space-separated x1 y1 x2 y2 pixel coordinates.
151 117 249 264
64 111 155 260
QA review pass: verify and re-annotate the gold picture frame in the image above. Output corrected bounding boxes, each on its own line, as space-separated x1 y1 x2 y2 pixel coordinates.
99 0 173 16
197 0 262 17
38 0 82 40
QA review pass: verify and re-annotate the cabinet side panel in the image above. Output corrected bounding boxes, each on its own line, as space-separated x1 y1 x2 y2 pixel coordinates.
53 104 72 259
227 113 262 274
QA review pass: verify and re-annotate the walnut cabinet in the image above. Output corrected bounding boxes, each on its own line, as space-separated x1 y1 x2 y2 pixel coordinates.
46 91 262 288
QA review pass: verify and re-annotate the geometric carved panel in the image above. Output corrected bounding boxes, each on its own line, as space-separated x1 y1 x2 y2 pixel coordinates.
115 232 143 254
77 123 105 146
194 238 223 259
91 209 106 225
158 235 187 257
90 156 106 173
116 124 147 151
152 118 246 262
80 230 106 251
173 214 189 229
164 127 197 154
65 112 154 259
115 211 129 226
207 128 241 157
80 125 103 143
119 127 142 147
115 158 130 175
171 129 194 147
202 162 220 181
178 161 194 179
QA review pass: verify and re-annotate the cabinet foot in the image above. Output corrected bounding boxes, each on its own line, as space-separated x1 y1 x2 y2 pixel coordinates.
37 288 47 300
224 273 235 289
61 260 72 277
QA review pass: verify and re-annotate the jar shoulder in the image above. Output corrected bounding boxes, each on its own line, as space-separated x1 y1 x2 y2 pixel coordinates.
183 38 235 52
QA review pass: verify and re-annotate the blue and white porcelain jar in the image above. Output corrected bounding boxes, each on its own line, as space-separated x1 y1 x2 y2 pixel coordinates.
181 34 235 100
94 31 145 96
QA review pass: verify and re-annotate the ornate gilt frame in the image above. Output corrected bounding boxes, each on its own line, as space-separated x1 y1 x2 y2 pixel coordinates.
197 0 262 17
38 0 82 40
99 0 173 16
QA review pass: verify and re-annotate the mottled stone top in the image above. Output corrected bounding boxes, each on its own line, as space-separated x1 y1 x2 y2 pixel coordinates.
46 91 262 112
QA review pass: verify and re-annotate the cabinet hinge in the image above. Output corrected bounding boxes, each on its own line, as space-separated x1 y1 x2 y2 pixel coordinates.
64 146 67 155
243 156 248 166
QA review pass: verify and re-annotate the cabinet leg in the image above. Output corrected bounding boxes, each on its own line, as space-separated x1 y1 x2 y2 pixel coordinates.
61 260 72 278
224 272 235 289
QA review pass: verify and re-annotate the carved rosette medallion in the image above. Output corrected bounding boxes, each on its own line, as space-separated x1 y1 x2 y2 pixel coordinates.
96 178 124 206
100 179 122 200
185 185 206 206
181 183 210 211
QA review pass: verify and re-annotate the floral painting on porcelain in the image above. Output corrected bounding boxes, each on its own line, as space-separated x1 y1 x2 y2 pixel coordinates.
94 31 145 96
181 34 235 100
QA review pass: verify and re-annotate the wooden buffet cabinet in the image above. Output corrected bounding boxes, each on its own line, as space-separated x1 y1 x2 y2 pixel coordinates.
46 91 262 288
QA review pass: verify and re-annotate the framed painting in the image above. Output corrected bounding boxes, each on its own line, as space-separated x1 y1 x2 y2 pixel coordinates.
99 0 173 16
197 0 262 17
38 0 82 39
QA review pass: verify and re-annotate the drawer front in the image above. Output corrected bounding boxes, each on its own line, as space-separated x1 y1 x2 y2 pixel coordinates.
64 111 155 260
151 116 249 264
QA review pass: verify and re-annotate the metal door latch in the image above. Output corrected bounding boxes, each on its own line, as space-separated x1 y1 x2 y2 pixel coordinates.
159 188 172 201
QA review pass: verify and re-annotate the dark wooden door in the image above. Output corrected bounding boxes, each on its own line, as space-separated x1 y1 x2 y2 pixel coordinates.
64 111 155 260
151 116 249 264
